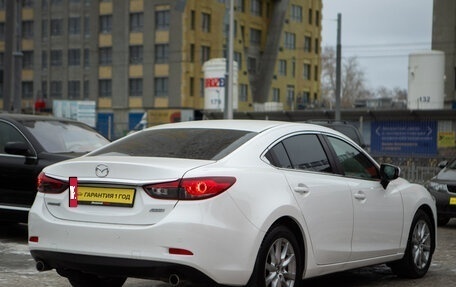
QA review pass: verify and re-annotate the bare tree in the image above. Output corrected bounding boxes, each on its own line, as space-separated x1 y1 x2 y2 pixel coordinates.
320 46 368 108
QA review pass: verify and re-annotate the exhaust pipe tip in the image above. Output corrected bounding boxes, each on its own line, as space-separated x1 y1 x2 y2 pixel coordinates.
36 260 52 272
169 273 180 286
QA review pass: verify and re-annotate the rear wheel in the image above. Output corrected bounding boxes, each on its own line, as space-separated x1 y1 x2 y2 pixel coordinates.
58 269 127 287
390 210 434 278
247 225 302 287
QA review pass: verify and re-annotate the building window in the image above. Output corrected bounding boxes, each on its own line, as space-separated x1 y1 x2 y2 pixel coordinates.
156 10 170 30
287 85 295 107
41 20 48 38
84 48 90 67
41 81 47 98
0 0 5 9
22 0 33 8
154 77 168 98
189 77 194 97
100 15 112 33
304 36 311 52
316 10 320 26
69 17 81 35
51 19 63 36
190 10 195 30
301 91 310 107
234 51 242 70
303 63 311 80
236 0 245 12
200 78 204 98
84 80 89 98
99 47 112 65
51 81 62 98
155 44 169 64
190 44 195 63
272 88 280 102
129 78 143 97
99 79 112 97
251 0 262 16
68 49 81 66
308 9 313 25
202 12 211 33
51 0 63 5
130 12 143 32
22 82 33 99
239 84 248 102
22 51 33 69
250 28 261 45
315 38 319 54
278 60 287 76
41 51 47 69
129 45 143 64
50 50 62 66
201 45 210 64
291 5 302 22
284 32 296 50
0 23 4 40
247 57 256 74
68 81 80 99
314 65 318 81
22 21 34 38
84 16 90 36
292 60 296 78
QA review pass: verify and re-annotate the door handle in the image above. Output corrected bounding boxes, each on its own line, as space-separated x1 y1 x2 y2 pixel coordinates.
353 192 366 200
294 184 309 194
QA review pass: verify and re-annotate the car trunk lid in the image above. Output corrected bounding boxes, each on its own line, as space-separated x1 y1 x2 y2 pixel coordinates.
43 156 213 225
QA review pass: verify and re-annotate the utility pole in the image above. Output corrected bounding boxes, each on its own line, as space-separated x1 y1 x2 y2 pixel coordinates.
224 0 234 119
335 13 342 121
11 0 22 113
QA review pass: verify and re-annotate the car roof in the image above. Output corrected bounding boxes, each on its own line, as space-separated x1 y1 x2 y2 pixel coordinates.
0 113 79 124
147 119 336 134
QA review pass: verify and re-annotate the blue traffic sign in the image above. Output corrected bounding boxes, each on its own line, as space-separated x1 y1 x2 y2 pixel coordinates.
371 121 437 156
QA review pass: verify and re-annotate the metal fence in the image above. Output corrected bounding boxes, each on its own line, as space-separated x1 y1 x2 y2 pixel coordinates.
398 165 440 184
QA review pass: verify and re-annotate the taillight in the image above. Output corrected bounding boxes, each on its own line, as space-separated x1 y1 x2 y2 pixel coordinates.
143 177 236 200
37 172 69 194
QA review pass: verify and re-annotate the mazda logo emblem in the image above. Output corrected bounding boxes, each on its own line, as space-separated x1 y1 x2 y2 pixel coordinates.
95 164 109 178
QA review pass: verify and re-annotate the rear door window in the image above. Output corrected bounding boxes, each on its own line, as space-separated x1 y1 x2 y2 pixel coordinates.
266 134 333 173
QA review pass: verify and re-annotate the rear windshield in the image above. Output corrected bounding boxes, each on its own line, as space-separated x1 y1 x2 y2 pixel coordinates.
89 128 257 160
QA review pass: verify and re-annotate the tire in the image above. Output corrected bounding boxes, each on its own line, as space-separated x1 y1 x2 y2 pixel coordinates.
57 269 127 287
437 216 450 226
246 225 303 287
390 209 435 278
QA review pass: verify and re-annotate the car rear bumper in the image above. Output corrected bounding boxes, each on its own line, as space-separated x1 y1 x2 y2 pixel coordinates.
30 250 215 284
28 193 262 285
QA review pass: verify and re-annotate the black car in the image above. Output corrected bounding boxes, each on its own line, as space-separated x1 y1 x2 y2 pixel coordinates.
0 113 110 223
425 159 456 226
306 120 366 148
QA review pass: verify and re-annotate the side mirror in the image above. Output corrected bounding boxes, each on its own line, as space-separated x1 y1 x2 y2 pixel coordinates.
4 141 31 156
438 160 448 169
380 163 400 189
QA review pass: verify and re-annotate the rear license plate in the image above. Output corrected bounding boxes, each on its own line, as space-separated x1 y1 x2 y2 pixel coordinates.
77 187 135 207
450 197 456 205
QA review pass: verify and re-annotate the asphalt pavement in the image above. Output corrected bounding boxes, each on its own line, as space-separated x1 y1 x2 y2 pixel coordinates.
1 220 456 287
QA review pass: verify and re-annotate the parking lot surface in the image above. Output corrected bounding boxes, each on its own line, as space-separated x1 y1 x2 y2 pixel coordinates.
1 220 456 286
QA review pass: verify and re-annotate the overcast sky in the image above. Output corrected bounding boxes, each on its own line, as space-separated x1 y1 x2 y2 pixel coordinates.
321 0 433 90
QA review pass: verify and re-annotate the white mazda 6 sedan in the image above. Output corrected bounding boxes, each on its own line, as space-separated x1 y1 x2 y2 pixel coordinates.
28 120 436 287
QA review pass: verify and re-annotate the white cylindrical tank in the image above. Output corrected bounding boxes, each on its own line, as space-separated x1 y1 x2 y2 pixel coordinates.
408 50 445 110
202 58 238 111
